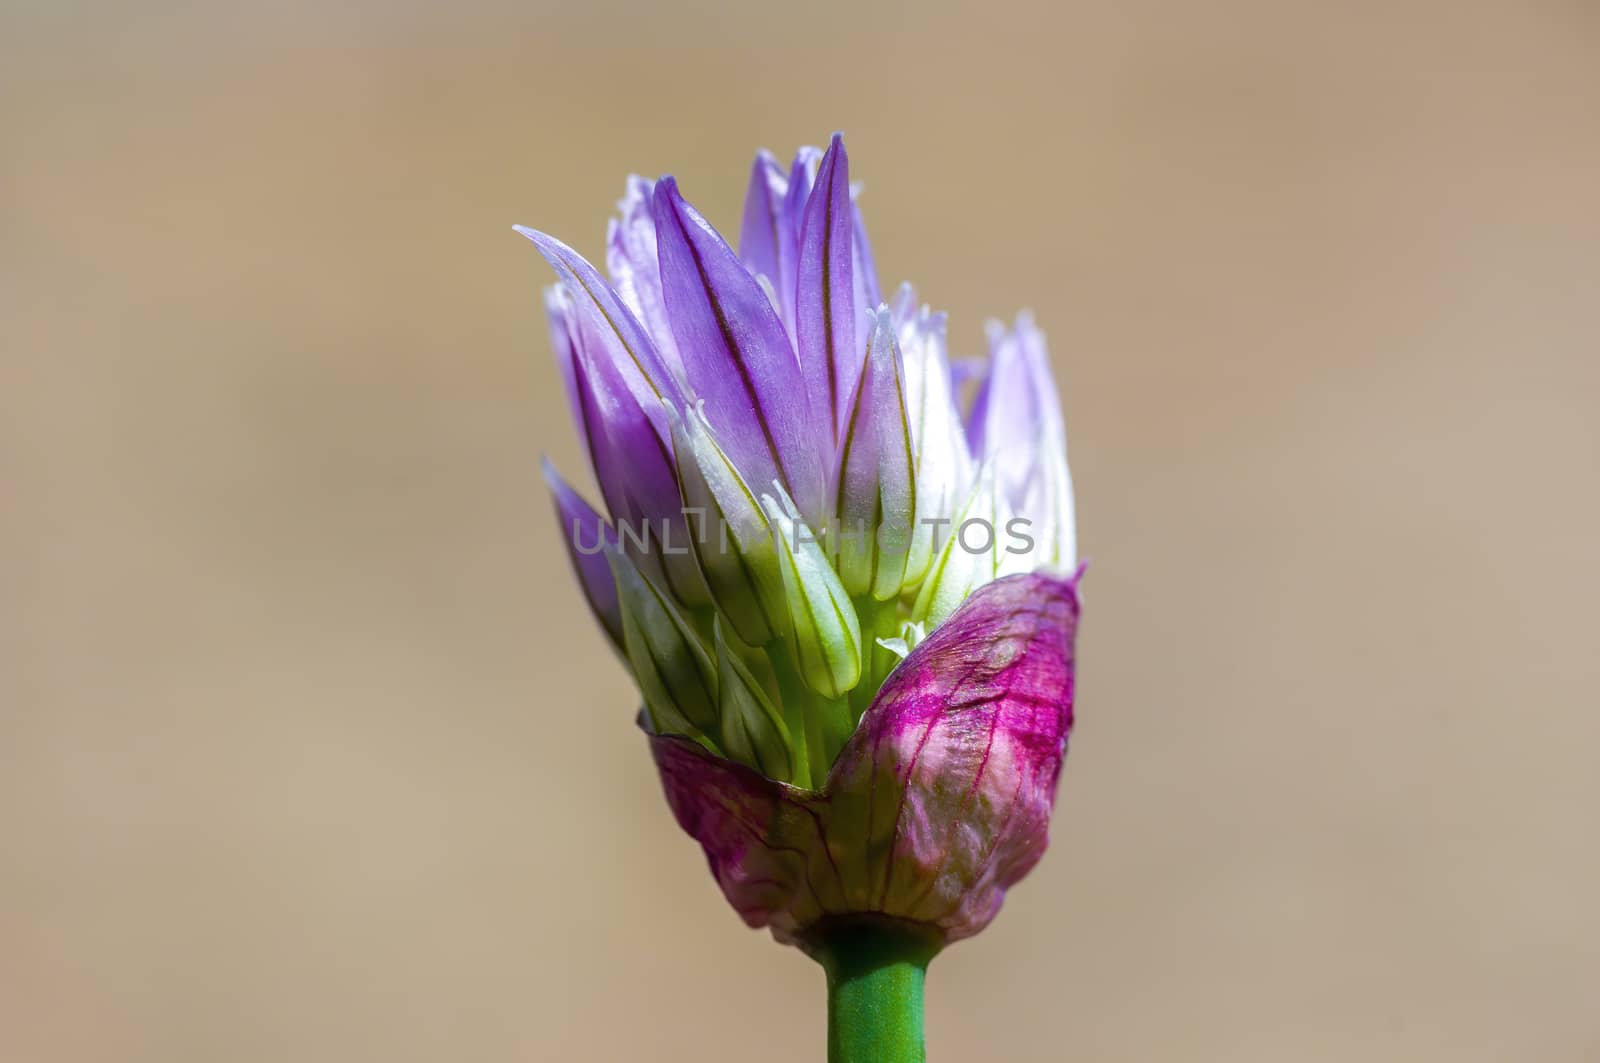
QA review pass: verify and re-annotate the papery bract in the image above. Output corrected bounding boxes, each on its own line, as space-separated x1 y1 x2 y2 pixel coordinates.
650 572 1079 948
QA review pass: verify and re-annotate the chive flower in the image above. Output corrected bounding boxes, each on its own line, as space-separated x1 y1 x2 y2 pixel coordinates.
522 133 1082 1062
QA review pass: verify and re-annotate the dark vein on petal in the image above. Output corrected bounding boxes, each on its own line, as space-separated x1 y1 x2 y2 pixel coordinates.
798 801 848 903
819 170 838 440
673 209 792 494
689 783 828 918
568 263 667 405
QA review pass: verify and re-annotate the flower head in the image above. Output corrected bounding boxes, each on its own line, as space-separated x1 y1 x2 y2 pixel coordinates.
523 134 1080 950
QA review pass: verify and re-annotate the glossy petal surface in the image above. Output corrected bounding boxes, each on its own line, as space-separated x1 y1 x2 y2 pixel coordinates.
652 178 827 525
796 134 858 440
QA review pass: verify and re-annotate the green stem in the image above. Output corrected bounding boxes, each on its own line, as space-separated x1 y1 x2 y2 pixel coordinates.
814 921 941 1063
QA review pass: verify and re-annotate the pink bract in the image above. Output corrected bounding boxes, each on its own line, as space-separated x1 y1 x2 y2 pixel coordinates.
650 571 1080 948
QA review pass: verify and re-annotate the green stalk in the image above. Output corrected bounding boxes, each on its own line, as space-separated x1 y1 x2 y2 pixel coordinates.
813 921 942 1063
850 594 906 717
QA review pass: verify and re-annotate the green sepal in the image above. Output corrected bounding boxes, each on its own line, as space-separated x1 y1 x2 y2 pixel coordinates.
713 619 794 782
607 545 719 737
670 401 790 646
760 485 863 700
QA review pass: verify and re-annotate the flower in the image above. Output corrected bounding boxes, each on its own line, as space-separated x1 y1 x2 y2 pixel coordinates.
523 134 1081 952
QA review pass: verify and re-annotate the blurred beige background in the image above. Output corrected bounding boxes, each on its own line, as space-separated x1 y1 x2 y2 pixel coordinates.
3 0 1598 1059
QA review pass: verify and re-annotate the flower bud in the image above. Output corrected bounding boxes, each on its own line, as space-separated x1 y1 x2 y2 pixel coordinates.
526 133 1083 958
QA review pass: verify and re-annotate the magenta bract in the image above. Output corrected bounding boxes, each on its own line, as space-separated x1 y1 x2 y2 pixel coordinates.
650 571 1080 948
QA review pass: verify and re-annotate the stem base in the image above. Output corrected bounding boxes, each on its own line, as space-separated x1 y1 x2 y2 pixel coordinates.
810 918 943 1063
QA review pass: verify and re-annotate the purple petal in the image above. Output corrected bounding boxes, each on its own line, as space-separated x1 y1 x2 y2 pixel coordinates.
1011 312 1065 438
516 226 682 420
564 318 637 526
606 176 684 381
565 306 710 606
969 314 1063 507
542 459 623 649
544 285 588 469
833 308 916 601
888 281 919 329
648 571 1080 948
950 355 986 395
852 199 882 320
738 151 799 336
523 226 693 556
796 134 858 441
783 146 822 250
897 302 975 589
651 177 827 526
